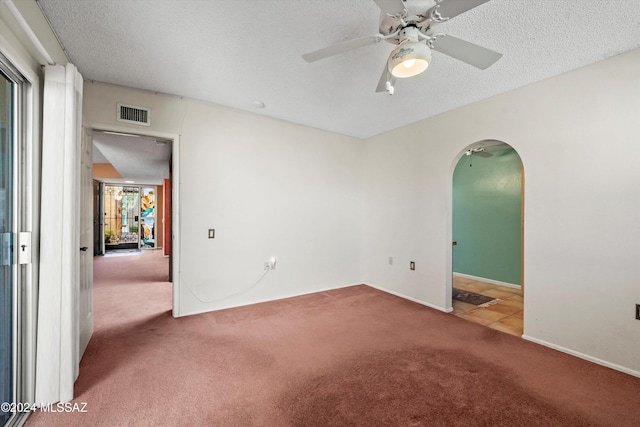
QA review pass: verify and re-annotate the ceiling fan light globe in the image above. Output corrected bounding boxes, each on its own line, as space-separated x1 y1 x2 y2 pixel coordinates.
402 59 416 68
392 58 429 78
388 42 431 78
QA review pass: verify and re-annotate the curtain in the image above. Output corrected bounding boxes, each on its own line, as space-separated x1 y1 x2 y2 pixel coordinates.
35 63 83 404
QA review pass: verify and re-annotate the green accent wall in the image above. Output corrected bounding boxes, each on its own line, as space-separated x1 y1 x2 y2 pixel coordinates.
453 149 522 285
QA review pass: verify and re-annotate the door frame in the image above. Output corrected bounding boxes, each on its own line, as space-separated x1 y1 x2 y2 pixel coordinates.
101 183 162 251
0 51 36 427
85 123 181 315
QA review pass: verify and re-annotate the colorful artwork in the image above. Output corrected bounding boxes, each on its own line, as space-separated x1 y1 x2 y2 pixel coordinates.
141 218 155 248
141 188 155 217
140 187 156 247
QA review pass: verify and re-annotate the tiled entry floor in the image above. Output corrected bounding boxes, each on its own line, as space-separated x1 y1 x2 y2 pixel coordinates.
452 276 523 336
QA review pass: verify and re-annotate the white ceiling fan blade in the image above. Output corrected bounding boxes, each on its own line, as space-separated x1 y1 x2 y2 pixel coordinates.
372 0 406 15
472 150 493 158
375 63 396 93
484 143 512 151
432 0 491 20
431 35 502 70
302 35 381 63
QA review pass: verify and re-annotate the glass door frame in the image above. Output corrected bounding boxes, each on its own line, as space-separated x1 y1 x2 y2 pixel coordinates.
100 183 160 252
0 52 29 427
102 184 141 252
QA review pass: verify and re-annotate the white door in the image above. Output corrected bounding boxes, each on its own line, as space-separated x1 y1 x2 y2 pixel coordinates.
78 127 93 358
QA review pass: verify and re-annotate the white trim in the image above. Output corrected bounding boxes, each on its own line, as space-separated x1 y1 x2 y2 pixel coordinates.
174 282 366 318
0 19 39 85
177 282 454 318
453 272 521 289
171 135 180 317
365 282 453 313
4 0 55 65
522 335 640 379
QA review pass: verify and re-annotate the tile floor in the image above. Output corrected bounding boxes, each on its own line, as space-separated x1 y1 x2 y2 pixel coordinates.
452 276 523 337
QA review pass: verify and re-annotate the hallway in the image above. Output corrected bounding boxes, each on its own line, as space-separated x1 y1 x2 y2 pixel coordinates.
26 250 171 426
90 250 171 329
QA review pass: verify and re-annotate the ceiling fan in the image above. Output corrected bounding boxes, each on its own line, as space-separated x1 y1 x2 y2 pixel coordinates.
466 147 493 158
466 142 512 158
302 0 502 94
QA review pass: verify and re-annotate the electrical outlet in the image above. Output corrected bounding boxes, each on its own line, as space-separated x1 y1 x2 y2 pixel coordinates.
410 261 415 271
636 304 640 320
264 262 270 271
388 256 393 265
269 256 277 270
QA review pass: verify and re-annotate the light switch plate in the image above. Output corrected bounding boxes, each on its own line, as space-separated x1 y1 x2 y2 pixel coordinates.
208 229 215 239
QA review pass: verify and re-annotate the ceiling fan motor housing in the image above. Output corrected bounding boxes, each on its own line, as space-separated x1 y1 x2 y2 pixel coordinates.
379 0 438 38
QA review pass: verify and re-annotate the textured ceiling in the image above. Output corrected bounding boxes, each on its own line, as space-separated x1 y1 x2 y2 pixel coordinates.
37 0 640 139
92 131 171 185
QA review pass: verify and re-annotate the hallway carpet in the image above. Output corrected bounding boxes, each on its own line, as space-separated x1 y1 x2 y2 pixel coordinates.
26 251 640 426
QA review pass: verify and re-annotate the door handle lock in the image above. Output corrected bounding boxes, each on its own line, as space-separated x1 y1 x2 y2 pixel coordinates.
80 246 89 252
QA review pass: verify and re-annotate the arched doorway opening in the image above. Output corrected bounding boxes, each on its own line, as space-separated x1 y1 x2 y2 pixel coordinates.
449 140 524 336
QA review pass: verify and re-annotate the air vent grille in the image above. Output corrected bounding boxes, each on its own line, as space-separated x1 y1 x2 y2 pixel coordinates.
117 103 151 126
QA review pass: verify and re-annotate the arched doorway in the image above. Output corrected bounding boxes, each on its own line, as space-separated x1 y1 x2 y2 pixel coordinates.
449 140 524 336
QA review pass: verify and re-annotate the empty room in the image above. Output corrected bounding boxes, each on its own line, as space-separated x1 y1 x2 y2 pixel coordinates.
1 1 639 426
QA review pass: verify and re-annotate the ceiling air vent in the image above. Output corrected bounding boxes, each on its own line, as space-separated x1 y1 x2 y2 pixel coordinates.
116 103 151 126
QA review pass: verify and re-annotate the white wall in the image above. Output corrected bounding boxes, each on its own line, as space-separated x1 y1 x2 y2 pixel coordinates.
83 82 365 316
362 48 640 374
83 49 640 375
83 49 640 374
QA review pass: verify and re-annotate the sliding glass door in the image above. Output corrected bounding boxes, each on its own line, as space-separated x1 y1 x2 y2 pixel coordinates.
0 50 30 427
0 62 16 427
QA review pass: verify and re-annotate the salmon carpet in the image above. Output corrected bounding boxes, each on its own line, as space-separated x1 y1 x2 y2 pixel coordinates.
26 250 640 426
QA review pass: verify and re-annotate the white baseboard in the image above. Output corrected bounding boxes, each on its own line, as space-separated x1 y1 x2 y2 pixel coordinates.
176 282 368 318
364 282 453 313
522 335 640 378
453 272 521 289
